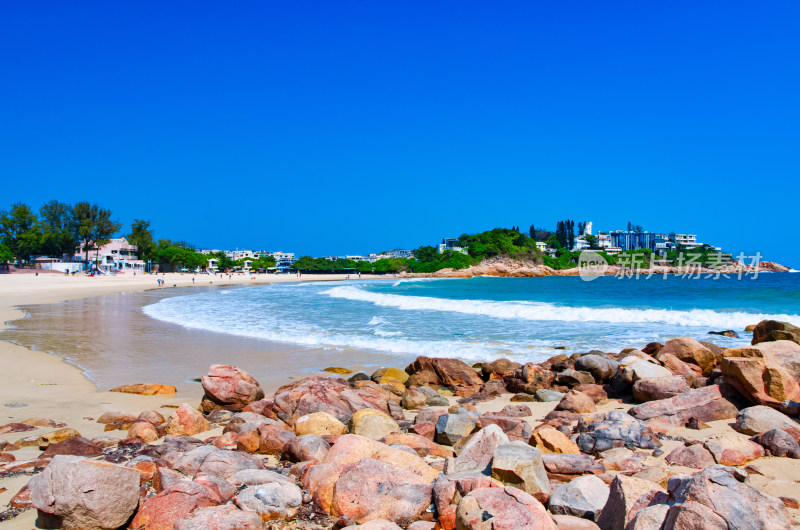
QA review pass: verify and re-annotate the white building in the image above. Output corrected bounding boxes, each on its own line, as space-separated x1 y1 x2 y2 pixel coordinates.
267 251 296 270
437 238 468 255
75 237 144 271
672 234 701 249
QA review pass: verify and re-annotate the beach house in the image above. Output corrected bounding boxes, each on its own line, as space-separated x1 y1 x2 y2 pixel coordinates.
74 237 144 271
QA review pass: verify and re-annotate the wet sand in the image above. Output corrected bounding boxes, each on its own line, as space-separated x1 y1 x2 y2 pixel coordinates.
1 284 406 394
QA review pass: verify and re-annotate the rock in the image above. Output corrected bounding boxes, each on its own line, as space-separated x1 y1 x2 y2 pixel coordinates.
576 411 660 452
476 414 532 442
709 330 739 338
756 340 800 381
228 468 295 486
455 486 556 530
530 428 580 454
625 504 669 530
294 411 348 437
619 356 674 382
669 465 790 528
435 411 479 446
574 355 619 383
288 434 330 462
548 475 610 521
499 404 532 417
109 383 176 395
40 438 103 458
663 500 727 529
491 442 551 498
379 432 454 458
632 376 689 402
235 482 303 521
657 352 700 383
541 453 605 476
405 356 483 388
200 364 265 413
258 423 296 455
372 367 410 385
454 424 510 474
273 376 399 425
95 411 138 426
38 428 82 449
173 504 266 529
555 390 596 414
596 475 665 530
572 384 608 404
128 421 160 443
780 400 800 417
751 319 800 346
536 389 565 402
171 445 263 478
750 429 800 457
628 385 738 427
325 457 434 524
658 337 717 375
665 444 716 468
425 395 449 406
343 521 405 530
29 455 140 529
350 409 400 440
432 470 501 513
556 369 596 387
721 347 800 407
241 398 278 419
701 432 765 465
401 389 426 410
166 403 210 436
482 358 522 379
206 409 235 424
303 434 439 516
133 482 219 529
733 405 800 436
506 363 555 395
138 409 166 425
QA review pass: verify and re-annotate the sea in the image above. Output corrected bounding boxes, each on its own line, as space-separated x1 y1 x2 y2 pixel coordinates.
143 272 800 365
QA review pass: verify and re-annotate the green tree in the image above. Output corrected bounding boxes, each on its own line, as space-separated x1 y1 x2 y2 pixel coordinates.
0 203 42 262
413 245 439 262
39 200 78 258
0 243 14 267
127 219 157 261
72 202 121 266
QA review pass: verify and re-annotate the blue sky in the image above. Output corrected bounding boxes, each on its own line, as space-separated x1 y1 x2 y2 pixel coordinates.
2 2 798 266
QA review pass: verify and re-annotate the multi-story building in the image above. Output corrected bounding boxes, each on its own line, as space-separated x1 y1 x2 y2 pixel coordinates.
437 238 468 255
75 237 144 270
609 231 670 255
267 251 295 270
671 234 701 249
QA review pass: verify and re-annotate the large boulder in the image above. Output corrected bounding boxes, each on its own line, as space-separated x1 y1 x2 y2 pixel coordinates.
132 480 220 529
658 337 717 375
750 429 800 458
482 358 522 379
506 363 555 394
628 385 738 427
272 376 399 425
166 403 211 436
200 364 264 413
669 465 790 528
548 475 609 521
405 356 483 388
663 501 727 529
619 356 673 382
454 424 510 474
755 340 800 381
302 435 439 517
328 457 433 524
491 442 551 499
721 347 800 407
751 320 800 346
555 390 596 414
733 405 800 436
30 455 141 529
596 475 665 530
435 410 479 446
574 355 619 383
575 411 660 452
455 486 556 530
632 376 689 402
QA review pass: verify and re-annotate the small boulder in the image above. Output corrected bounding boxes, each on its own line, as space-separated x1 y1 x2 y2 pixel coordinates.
40 437 103 458
127 421 160 443
664 443 716 469
200 364 265 412
455 486 555 530
235 482 303 521
288 434 330 462
548 475 610 522
555 390 596 414
499 404 532 417
295 411 348 437
632 376 689 402
733 405 800 436
109 383 176 395
454 424 510 474
749 429 800 458
751 319 800 346
658 337 717 375
349 409 400 440
173 504 265 530
574 355 619 383
596 475 665 530
435 411 479 446
166 403 210 436
702 432 765 466
529 428 580 455
491 442 551 499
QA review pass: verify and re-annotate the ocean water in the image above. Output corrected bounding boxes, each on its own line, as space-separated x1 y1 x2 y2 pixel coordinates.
142 273 800 364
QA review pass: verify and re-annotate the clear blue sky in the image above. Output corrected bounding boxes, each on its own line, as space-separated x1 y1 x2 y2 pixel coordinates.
2 2 798 266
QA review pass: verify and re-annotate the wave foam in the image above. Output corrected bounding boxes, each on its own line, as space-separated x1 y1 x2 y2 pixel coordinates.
323 285 797 329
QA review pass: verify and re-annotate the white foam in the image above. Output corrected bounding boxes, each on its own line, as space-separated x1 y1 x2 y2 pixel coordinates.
322 285 799 329
367 316 385 326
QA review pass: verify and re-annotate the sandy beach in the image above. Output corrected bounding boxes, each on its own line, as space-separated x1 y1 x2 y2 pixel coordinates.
0 271 381 521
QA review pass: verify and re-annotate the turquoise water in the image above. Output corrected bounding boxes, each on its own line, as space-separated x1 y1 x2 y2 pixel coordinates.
143 273 800 364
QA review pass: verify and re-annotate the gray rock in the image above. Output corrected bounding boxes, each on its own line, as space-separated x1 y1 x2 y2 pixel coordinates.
491 441 551 497
535 389 565 402
174 504 267 530
417 386 438 399
541 453 605 476
235 482 304 521
750 429 800 458
576 411 661 452
734 405 800 435
228 468 296 486
426 396 449 407
435 411 479 446
625 504 669 530
556 369 596 387
575 355 619 383
548 475 610 521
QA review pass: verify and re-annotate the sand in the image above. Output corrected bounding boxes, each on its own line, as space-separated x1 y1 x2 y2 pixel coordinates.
0 271 380 519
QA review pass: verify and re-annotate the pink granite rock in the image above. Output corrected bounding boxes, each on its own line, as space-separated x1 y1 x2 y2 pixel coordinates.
455 486 556 530
200 364 265 413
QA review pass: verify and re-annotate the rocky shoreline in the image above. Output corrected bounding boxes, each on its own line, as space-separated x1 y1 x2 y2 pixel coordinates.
2 321 800 528
401 256 793 278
